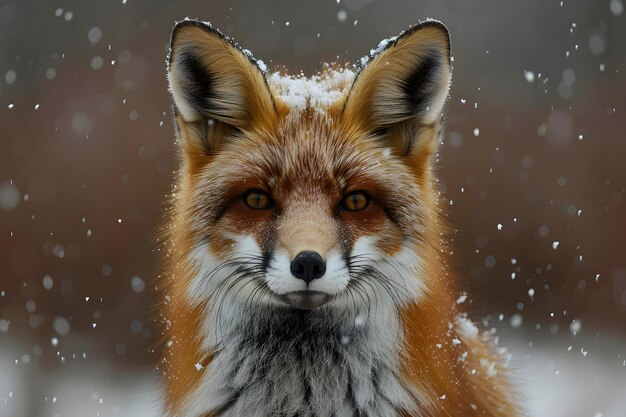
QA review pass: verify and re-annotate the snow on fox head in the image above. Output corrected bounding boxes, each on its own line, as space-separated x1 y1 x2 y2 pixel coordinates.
167 19 451 330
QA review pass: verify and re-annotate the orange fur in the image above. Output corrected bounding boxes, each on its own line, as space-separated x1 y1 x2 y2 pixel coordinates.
159 19 520 417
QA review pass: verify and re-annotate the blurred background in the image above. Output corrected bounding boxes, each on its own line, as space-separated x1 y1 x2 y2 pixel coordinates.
1 0 625 416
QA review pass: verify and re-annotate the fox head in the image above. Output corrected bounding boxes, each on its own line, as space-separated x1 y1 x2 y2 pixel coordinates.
166 19 451 337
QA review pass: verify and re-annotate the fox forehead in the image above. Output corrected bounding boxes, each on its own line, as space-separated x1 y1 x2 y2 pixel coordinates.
230 116 388 191
198 115 421 237
207 67 381 189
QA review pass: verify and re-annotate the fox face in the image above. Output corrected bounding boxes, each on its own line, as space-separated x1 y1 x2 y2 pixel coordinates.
185 116 429 313
168 20 450 321
159 20 521 417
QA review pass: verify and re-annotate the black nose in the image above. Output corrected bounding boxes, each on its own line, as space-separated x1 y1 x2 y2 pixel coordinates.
290 251 326 284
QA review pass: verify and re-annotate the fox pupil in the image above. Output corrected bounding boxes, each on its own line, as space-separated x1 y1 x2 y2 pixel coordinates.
343 191 368 211
244 190 270 209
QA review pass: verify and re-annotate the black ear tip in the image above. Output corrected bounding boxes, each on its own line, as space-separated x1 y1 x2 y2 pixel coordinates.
170 19 225 44
403 19 451 54
171 18 204 37
418 19 449 33
169 19 229 68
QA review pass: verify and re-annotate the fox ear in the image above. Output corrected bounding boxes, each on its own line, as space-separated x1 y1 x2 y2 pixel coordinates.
341 21 451 155
168 20 277 153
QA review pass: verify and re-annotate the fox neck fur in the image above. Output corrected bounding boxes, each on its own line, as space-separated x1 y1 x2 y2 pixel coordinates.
180 299 418 417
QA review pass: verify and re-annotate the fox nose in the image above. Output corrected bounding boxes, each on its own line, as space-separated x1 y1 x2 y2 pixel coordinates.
290 251 326 284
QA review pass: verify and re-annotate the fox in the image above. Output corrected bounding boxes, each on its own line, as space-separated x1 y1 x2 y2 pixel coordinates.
159 18 521 417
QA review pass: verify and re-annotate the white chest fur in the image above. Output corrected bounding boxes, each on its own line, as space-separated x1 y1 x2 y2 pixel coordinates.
178 303 419 417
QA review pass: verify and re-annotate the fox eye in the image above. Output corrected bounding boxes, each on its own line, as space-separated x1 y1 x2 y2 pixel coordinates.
340 191 370 211
243 189 273 209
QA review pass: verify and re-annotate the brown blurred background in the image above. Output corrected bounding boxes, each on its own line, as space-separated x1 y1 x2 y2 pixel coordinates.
1 0 625 416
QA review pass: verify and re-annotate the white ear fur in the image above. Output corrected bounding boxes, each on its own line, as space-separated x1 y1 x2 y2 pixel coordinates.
169 64 202 122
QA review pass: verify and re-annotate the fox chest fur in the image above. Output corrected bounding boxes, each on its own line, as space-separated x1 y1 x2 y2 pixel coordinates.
182 307 416 417
159 19 520 417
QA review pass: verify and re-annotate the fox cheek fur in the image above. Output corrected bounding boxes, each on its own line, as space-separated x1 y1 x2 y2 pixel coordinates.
159 18 521 417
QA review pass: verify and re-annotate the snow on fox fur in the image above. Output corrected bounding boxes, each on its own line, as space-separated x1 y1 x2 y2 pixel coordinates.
159 18 520 417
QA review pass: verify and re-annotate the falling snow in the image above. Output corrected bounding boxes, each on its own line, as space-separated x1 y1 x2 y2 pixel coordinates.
1 2 624 417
